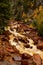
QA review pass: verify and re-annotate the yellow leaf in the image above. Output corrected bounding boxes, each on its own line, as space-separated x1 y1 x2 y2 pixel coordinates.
22 12 27 17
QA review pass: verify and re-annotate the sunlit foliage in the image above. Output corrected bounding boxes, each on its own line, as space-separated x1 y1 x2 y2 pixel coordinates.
32 6 43 36
12 0 42 22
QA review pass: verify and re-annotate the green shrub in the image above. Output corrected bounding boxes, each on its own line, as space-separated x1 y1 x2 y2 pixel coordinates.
0 0 11 34
37 22 43 36
33 20 43 36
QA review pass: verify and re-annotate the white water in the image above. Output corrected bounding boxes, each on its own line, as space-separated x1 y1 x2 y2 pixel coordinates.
8 27 43 59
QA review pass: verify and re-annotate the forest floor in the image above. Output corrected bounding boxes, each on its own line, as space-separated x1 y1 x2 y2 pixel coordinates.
0 20 43 65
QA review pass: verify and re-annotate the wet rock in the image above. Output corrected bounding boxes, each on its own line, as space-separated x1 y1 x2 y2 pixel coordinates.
3 31 11 35
22 53 32 59
33 54 42 65
12 46 19 53
24 44 30 48
37 40 43 50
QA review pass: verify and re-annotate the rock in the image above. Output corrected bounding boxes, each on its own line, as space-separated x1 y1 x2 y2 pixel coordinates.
6 47 14 53
0 46 5 61
22 53 32 59
3 31 11 35
14 54 21 61
33 54 42 65
12 46 19 53
37 40 43 49
21 60 28 65
24 44 30 48
21 59 36 65
42 60 43 65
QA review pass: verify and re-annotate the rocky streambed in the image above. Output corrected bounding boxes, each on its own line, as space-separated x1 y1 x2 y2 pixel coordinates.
0 20 43 65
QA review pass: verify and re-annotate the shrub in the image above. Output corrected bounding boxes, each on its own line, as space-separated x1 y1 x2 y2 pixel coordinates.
0 0 11 34
37 22 43 36
32 8 43 36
